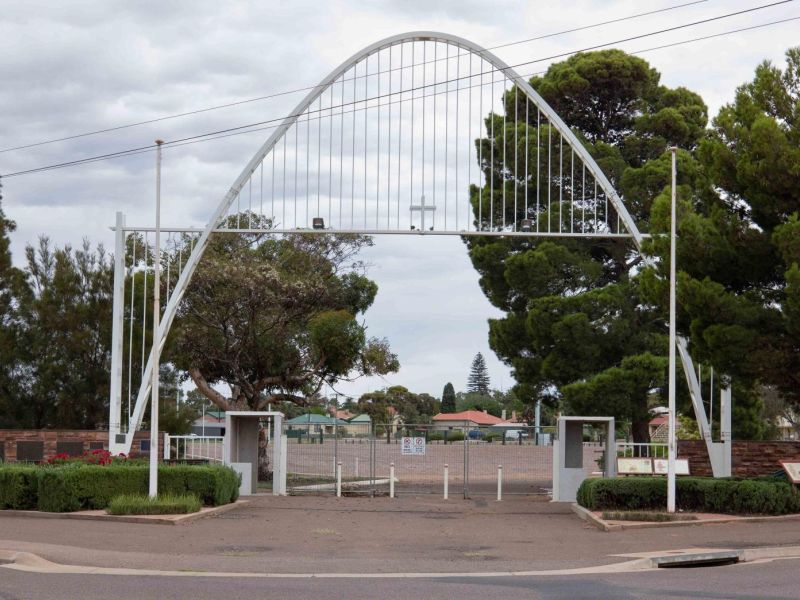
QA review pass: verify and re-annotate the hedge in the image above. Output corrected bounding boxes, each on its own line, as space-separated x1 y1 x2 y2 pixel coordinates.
0 464 240 513
0 465 39 510
577 477 800 515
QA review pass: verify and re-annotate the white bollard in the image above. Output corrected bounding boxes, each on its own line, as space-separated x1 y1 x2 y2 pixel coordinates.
444 464 449 500
390 462 395 498
355 457 359 478
336 461 342 498
497 465 503 501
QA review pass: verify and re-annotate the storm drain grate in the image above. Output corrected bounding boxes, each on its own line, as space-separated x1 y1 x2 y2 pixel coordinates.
653 551 742 569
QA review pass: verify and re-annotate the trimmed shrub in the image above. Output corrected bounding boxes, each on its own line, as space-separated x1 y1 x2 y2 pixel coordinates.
32 464 240 512
577 477 800 516
0 465 39 509
446 431 465 442
107 493 201 515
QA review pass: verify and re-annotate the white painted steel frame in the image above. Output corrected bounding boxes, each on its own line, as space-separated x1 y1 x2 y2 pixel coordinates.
110 31 706 460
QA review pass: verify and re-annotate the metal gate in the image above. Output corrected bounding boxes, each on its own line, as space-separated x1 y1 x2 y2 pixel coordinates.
283 421 578 497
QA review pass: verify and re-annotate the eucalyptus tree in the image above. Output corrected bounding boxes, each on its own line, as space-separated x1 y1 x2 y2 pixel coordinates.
167 221 399 411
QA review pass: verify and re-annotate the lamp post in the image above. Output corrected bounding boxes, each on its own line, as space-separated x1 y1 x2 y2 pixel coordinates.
667 147 678 513
149 139 164 499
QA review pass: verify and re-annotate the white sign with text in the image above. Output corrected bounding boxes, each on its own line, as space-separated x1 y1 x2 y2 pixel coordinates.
401 437 426 456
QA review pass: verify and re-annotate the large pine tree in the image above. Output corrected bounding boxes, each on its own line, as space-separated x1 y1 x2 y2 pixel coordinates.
467 353 491 395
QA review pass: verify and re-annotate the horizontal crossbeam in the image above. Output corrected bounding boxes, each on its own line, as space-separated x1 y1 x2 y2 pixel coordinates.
114 226 645 239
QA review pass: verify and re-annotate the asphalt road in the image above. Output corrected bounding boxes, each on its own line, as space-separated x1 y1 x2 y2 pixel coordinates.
2 559 800 600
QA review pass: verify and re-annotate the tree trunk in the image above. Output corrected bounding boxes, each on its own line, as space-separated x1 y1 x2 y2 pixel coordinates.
257 426 272 481
631 418 650 449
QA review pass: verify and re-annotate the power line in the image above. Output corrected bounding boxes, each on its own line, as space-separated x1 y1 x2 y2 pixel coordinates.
2 4 796 179
0 0 710 155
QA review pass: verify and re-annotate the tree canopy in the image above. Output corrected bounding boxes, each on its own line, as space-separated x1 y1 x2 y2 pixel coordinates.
467 352 491 394
466 49 709 441
441 382 456 413
356 385 439 425
168 226 399 411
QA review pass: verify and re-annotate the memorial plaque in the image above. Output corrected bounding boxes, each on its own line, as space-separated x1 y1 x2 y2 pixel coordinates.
89 441 104 450
780 461 800 484
617 457 653 475
16 441 44 462
653 458 690 476
56 441 84 457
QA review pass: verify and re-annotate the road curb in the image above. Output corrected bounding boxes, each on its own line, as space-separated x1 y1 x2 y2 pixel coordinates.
3 544 800 578
571 503 617 531
571 503 800 531
0 500 247 525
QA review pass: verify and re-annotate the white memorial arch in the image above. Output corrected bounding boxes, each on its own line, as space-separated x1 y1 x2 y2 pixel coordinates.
107 32 730 485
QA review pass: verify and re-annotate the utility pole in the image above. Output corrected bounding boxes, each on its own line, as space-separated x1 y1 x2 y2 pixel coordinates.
667 147 678 513
149 139 164 499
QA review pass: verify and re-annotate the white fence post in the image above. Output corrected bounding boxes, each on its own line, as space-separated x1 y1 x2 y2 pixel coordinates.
163 433 170 460
355 457 359 478
390 462 395 499
497 465 503 501
444 464 449 500
274 434 288 496
336 461 342 498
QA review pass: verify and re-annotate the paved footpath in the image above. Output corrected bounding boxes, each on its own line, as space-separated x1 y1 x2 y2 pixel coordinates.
2 494 800 576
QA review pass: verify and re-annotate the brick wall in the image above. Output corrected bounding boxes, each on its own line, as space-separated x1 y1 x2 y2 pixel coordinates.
0 430 161 463
679 440 800 478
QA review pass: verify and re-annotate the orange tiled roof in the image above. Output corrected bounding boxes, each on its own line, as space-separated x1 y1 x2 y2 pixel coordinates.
433 410 506 426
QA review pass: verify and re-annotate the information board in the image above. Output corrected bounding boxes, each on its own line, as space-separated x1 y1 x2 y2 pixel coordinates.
401 437 426 456
617 457 653 475
653 458 691 476
780 461 800 483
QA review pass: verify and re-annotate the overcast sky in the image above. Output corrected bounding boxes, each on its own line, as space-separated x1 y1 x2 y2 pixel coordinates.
1 0 798 402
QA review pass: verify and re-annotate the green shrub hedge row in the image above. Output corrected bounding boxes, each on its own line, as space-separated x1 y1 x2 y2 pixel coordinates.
107 493 202 516
577 477 800 515
0 464 239 512
0 465 39 510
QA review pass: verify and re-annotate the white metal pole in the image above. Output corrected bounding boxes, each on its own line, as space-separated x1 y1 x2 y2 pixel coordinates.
336 462 342 498
149 139 164 499
667 147 678 513
444 464 449 500
389 462 395 498
497 465 503 501
109 211 126 451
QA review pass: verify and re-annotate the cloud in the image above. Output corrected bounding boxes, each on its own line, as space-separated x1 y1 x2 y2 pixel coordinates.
1 0 797 400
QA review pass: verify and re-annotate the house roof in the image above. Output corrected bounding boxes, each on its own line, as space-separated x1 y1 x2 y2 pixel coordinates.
649 415 669 427
331 409 355 420
349 413 371 422
194 414 225 425
433 411 506 426
287 414 349 425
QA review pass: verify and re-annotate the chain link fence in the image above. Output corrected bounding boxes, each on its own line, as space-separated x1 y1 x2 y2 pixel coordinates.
281 421 603 498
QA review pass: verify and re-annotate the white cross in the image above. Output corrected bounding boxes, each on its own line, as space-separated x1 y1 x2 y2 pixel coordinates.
410 195 436 230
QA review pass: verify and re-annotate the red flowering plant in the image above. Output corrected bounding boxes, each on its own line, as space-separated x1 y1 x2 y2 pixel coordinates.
44 453 73 466
83 449 114 465
44 449 130 467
